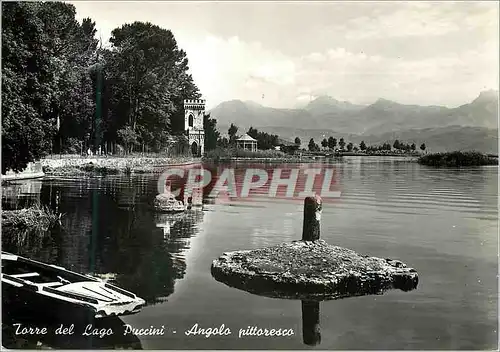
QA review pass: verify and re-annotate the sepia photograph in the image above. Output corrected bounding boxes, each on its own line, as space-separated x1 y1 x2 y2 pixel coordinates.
1 0 498 349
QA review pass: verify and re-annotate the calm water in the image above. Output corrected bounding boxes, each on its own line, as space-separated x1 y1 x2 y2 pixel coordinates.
2 157 498 349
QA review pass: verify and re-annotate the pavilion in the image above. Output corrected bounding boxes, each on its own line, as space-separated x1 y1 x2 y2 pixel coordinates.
236 134 258 151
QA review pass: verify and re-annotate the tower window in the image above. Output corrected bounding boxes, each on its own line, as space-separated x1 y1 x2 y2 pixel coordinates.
188 114 194 127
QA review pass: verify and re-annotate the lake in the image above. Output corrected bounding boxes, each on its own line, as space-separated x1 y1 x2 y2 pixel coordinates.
2 157 498 349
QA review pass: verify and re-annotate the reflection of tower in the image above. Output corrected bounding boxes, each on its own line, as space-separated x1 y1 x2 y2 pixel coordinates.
184 99 205 157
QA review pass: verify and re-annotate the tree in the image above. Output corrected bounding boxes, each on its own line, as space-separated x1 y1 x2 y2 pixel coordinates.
321 138 328 149
328 137 337 150
393 140 401 150
228 123 238 144
204 113 220 152
420 143 426 152
248 127 258 139
105 21 200 152
359 140 367 151
339 138 346 150
217 137 229 148
411 143 416 151
347 142 353 152
308 138 317 152
294 137 301 145
117 126 139 154
2 2 101 172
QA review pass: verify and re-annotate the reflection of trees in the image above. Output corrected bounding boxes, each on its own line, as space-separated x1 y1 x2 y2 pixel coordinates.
2 176 205 306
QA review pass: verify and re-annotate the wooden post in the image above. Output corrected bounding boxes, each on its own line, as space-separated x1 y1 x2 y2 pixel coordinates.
302 195 322 241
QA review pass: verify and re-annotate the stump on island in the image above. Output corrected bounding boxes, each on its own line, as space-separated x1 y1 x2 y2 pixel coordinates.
211 195 418 301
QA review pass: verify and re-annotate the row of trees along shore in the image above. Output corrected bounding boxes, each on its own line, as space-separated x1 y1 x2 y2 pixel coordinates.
2 2 202 173
303 137 426 153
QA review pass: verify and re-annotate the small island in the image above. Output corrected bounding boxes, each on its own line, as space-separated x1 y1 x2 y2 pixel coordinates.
418 151 498 167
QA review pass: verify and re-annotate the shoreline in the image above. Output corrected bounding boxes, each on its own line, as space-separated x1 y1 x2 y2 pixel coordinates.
7 151 491 180
40 156 202 176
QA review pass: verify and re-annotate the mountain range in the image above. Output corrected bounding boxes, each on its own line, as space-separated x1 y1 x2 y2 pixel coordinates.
209 90 498 153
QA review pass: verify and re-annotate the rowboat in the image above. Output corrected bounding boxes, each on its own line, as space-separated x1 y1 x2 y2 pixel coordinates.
1 252 145 321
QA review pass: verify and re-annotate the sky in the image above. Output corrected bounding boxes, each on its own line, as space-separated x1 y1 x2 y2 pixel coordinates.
71 1 499 110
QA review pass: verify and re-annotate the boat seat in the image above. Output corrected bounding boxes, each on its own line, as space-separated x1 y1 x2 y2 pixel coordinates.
11 272 39 278
37 282 63 288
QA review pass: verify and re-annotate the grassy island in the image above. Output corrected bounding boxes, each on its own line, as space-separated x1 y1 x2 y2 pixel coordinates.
418 151 498 167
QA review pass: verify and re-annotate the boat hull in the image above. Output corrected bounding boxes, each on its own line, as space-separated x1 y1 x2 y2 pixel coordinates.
2 252 145 321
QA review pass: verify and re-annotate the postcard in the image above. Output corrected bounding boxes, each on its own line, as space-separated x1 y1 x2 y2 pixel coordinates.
1 1 498 350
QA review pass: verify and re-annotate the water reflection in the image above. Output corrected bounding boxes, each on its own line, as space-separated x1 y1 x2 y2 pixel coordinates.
302 301 321 346
2 176 205 306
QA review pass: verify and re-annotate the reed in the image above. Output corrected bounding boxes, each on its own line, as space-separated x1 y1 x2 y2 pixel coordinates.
2 205 62 248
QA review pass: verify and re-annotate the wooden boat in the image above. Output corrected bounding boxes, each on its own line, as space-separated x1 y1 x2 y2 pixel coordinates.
1 252 145 320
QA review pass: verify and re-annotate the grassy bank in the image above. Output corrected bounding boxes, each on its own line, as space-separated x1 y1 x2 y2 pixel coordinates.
2 205 62 248
418 151 498 167
42 154 201 176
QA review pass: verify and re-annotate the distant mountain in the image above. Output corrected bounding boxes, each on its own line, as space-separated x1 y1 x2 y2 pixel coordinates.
304 95 365 114
209 91 498 153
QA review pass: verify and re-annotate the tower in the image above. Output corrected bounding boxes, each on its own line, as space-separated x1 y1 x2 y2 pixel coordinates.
184 99 205 156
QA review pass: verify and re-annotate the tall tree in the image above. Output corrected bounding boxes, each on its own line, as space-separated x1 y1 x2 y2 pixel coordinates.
359 141 367 151
294 137 301 145
105 21 200 152
347 142 353 152
308 138 317 152
228 123 238 144
204 113 220 152
321 138 328 149
247 127 258 139
327 136 336 150
2 2 98 172
338 138 346 150
420 143 426 152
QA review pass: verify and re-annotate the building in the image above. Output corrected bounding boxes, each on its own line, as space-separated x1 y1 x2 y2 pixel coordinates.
236 134 258 151
184 99 205 156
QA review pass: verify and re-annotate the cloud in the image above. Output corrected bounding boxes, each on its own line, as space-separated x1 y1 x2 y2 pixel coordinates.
178 35 296 108
339 2 497 40
70 1 498 109
293 41 498 106
180 32 497 108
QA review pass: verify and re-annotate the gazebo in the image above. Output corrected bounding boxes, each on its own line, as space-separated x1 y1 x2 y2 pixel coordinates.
236 134 258 152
